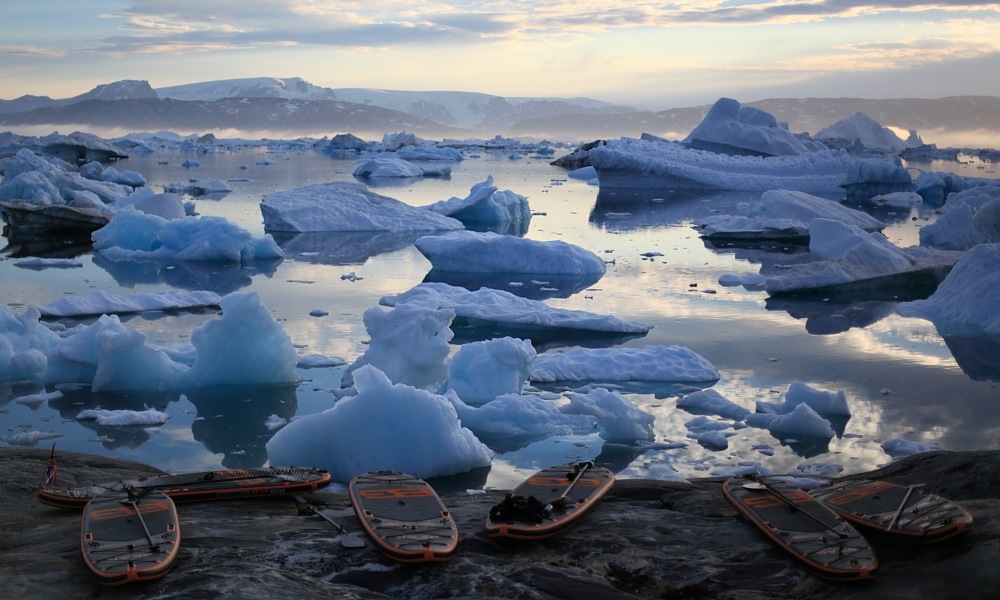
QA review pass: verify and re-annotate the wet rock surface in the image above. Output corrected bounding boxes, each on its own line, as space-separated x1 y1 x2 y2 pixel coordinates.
2 448 998 599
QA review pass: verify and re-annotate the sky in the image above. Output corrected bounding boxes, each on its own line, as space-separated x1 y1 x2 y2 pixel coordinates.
3 1 1000 109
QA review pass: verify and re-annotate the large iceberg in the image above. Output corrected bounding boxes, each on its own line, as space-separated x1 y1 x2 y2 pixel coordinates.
259 181 463 232
682 98 823 157
814 112 910 154
897 243 1000 334
590 137 859 193
266 365 494 482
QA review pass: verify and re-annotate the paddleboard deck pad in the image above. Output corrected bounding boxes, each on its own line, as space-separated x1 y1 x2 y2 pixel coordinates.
38 466 332 509
722 476 878 581
348 471 459 563
484 462 615 540
810 479 973 542
80 488 180 585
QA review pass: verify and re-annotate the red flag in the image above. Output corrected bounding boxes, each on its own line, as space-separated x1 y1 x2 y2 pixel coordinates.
44 443 57 486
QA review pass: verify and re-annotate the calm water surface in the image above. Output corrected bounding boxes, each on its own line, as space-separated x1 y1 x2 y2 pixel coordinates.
2 146 998 490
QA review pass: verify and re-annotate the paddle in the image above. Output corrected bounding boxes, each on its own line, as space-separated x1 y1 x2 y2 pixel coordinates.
311 507 367 548
887 483 925 531
120 485 160 551
545 461 593 510
744 475 849 539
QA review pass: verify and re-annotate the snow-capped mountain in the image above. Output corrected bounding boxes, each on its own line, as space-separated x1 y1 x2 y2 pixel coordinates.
2 77 999 146
156 77 337 102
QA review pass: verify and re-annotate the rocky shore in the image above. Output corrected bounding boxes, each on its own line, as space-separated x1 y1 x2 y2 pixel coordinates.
2 448 998 599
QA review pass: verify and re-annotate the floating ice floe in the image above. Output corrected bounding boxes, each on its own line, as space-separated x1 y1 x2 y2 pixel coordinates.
259 181 463 232
919 185 1000 251
530 344 719 383
380 282 651 336
813 112 913 154
676 388 752 420
163 178 232 196
445 337 536 405
266 365 494 482
755 380 852 417
422 176 532 234
35 291 299 392
353 157 424 178
446 392 594 444
763 219 961 295
560 386 656 442
76 407 170 427
92 207 283 263
694 189 885 240
37 290 222 318
415 230 606 278
881 438 943 461
896 242 1000 334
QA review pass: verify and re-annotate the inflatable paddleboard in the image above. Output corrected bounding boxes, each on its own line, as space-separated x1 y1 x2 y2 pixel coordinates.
722 476 878 581
484 461 614 540
348 471 459 563
80 488 180 586
810 479 973 543
39 466 332 509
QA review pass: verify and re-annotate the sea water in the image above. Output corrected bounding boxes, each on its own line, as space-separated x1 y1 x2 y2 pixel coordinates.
2 145 998 490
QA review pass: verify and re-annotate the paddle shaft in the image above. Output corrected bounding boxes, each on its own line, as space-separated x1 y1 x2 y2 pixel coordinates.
548 462 593 506
748 476 848 538
311 507 348 534
121 487 160 551
887 484 922 531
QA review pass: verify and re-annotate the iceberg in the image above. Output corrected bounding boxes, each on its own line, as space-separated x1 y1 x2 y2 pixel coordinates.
422 176 532 234
381 282 651 337
897 243 1000 334
259 181 462 232
266 365 494 482
763 219 961 295
590 137 859 193
919 186 1000 251
415 230 606 278
530 345 719 383
682 97 824 157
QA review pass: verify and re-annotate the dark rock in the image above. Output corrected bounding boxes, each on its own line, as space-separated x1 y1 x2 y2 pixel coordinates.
2 448 998 599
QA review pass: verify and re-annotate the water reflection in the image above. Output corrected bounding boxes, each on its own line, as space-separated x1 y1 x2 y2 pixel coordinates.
186 384 298 469
2 226 94 259
939 333 1000 382
766 297 900 335
590 188 763 231
271 230 425 266
92 254 281 294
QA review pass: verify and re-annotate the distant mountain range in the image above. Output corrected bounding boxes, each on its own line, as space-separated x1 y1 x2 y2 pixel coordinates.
2 77 999 146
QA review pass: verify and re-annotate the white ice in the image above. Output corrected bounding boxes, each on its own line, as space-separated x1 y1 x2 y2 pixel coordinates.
415 230 607 276
445 337 536 405
682 97 825 157
530 345 720 383
756 380 851 417
92 207 283 263
381 282 651 335
897 243 1000 334
694 189 885 240
38 290 221 318
76 407 170 427
919 186 1000 251
259 181 463 232
421 176 532 232
266 365 494 482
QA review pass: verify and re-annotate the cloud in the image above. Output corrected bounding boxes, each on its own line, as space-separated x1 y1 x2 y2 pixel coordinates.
0 45 68 58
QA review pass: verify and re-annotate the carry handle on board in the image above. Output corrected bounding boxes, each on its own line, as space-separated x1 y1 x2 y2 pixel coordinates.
545 461 594 510
744 474 848 539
